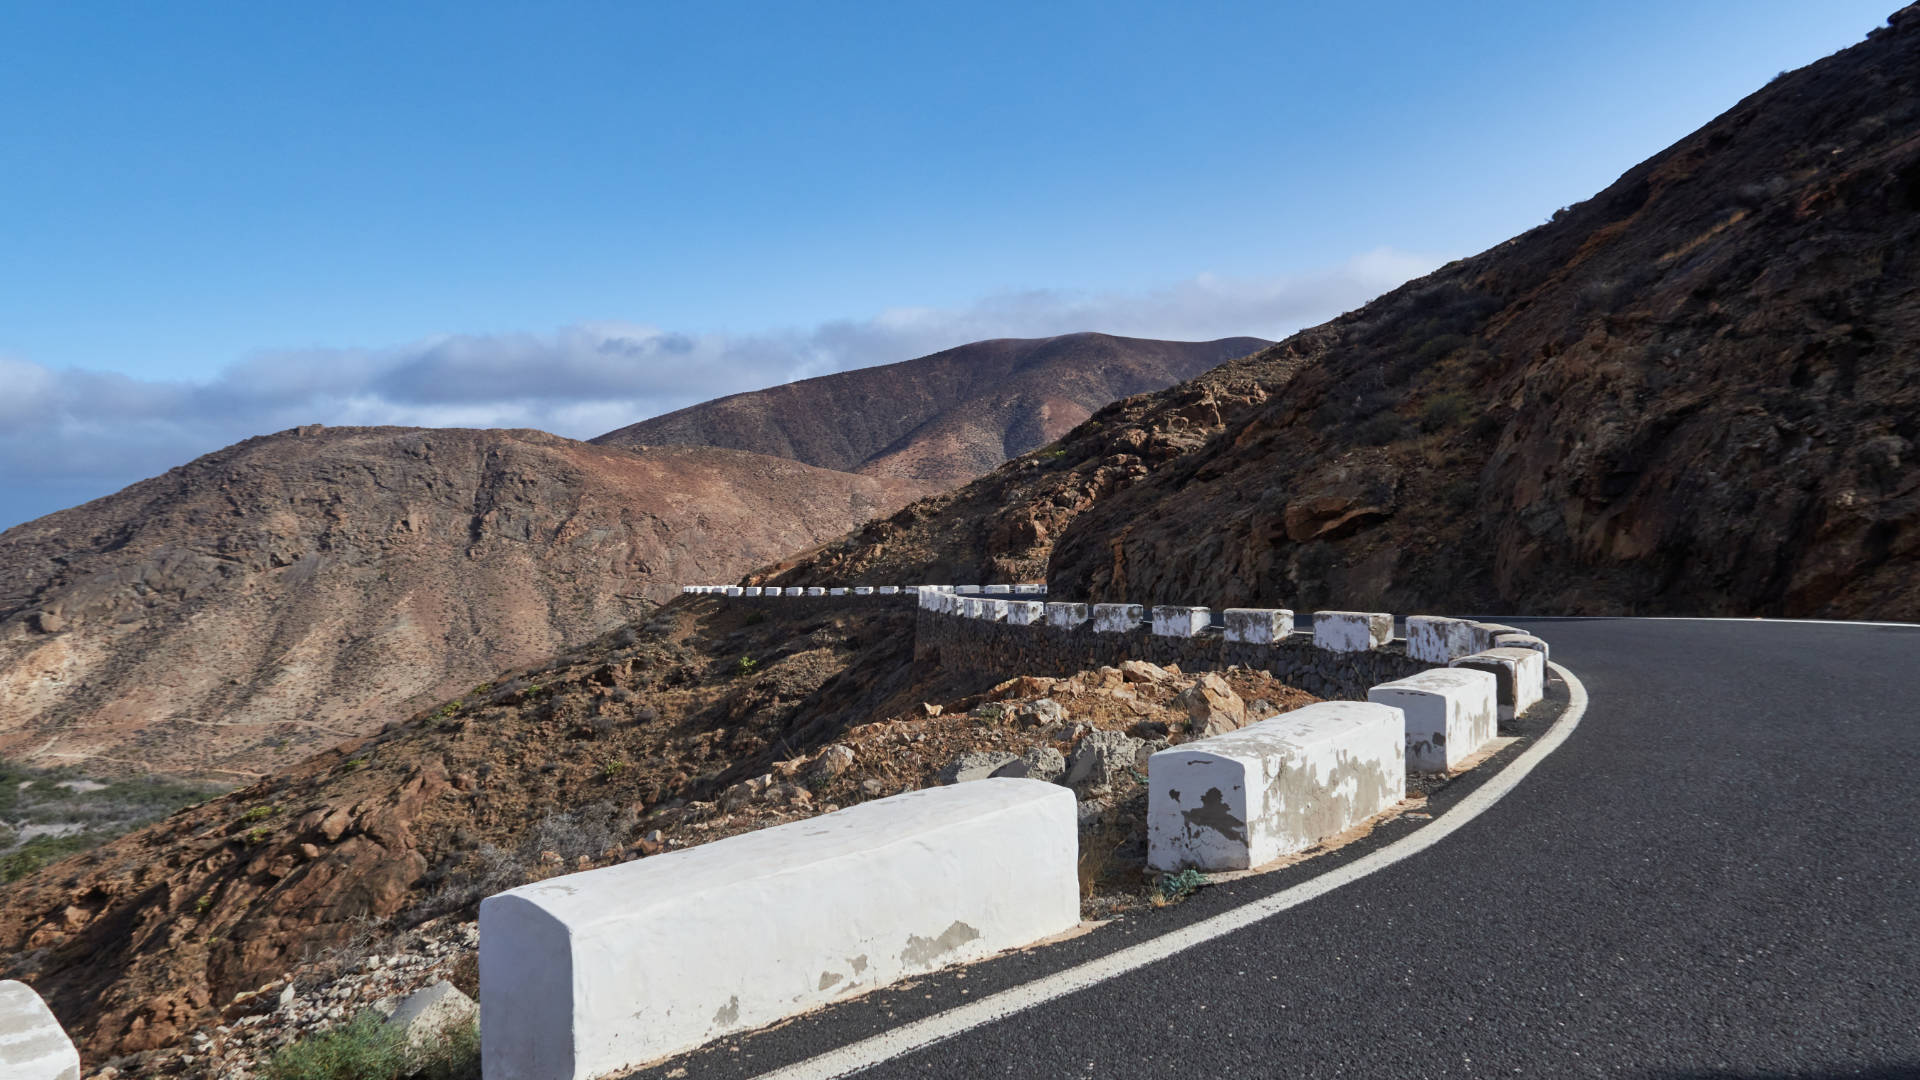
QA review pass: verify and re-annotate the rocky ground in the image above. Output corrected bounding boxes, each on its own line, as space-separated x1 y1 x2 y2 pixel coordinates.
90 651 1326 1078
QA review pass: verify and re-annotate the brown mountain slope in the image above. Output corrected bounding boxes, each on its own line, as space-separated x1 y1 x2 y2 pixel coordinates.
0 426 928 780
591 332 1267 486
772 9 1920 620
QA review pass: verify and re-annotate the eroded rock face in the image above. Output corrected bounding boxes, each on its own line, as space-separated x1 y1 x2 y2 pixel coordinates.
593 333 1268 488
0 427 927 778
770 13 1920 620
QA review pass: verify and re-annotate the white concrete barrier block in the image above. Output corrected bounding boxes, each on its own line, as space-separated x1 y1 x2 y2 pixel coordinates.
1013 584 1044 595
480 780 1078 1080
742 587 762 597
1006 601 1045 626
983 584 1011 595
853 586 873 596
681 586 697 595
1368 668 1498 772
784 587 804 597
956 585 982 595
981 599 1009 622
724 586 743 597
1449 647 1545 720
1474 622 1523 639
1045 603 1089 629
804 587 826 597
0 980 81 1080
1313 611 1393 652
1151 606 1210 638
1223 608 1292 644
878 586 900 595
1147 702 1405 872
1404 616 1495 663
829 587 848 597
1494 633 1548 662
1091 603 1144 633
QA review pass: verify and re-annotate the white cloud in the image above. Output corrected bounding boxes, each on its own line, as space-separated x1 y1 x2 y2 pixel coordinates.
0 249 1441 530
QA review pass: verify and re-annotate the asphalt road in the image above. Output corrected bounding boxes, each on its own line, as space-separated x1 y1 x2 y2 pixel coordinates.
639 619 1920 1080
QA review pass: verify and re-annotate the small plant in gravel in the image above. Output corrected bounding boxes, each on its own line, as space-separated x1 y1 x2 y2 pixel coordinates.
734 655 759 677
261 1010 482 1080
240 805 280 824
1155 868 1209 904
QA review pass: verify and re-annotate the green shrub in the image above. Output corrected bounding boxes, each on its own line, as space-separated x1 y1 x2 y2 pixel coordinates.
734 655 758 677
1157 868 1209 902
1420 392 1473 433
261 1011 408 1080
0 833 96 883
261 1011 481 1080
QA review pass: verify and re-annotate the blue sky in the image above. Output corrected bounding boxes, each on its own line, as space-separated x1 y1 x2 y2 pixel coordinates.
0 0 1897 528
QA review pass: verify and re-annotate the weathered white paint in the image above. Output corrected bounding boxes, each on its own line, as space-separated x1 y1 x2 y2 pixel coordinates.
1449 647 1545 720
804 587 826 597
984 585 1011 595
1313 611 1394 652
1474 622 1523 639
829 587 848 596
0 980 80 1080
879 586 901 595
725 586 744 597
1147 701 1405 872
1495 633 1549 662
743 587 763 597
981 599 1009 622
1091 603 1145 633
1013 585 1046 595
956 585 982 595
1368 668 1498 772
1045 603 1089 629
1404 616 1495 664
853 587 874 596
784 587 804 597
1151 606 1210 638
479 780 1078 1080
1223 608 1293 644
1006 601 1046 626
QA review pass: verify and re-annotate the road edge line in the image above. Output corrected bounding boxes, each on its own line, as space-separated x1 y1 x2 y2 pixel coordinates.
748 661 1591 1080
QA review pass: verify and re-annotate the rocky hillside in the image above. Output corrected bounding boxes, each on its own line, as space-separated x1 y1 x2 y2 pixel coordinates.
0 427 928 781
773 8 1920 621
0 596 1293 1072
592 333 1267 487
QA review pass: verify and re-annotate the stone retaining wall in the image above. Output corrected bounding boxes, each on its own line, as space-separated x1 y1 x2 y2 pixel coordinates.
912 607 1426 701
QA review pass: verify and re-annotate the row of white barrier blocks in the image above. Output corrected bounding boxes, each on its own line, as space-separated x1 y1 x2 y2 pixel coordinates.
684 584 1048 597
481 780 1077 1080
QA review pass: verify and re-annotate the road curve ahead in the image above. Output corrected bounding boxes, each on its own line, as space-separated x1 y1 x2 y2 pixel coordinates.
647 619 1920 1079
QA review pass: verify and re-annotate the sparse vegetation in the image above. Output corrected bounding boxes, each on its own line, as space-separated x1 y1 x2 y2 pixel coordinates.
1420 391 1473 433
734 655 759 677
0 757 229 882
259 1008 482 1080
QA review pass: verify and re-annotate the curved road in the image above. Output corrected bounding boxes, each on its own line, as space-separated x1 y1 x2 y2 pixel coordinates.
640 618 1920 1079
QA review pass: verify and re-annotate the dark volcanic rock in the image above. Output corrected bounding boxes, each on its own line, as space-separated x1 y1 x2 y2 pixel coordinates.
770 11 1920 621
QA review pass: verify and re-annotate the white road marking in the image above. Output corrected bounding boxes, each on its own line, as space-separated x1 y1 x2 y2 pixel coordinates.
748 662 1591 1080
1488 615 1920 629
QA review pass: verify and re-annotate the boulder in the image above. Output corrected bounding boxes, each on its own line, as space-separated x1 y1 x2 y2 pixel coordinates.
1119 660 1172 685
1062 730 1145 792
1173 673 1246 736
806 744 856 780
1016 698 1066 727
990 745 1066 783
938 751 1021 785
386 980 477 1049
